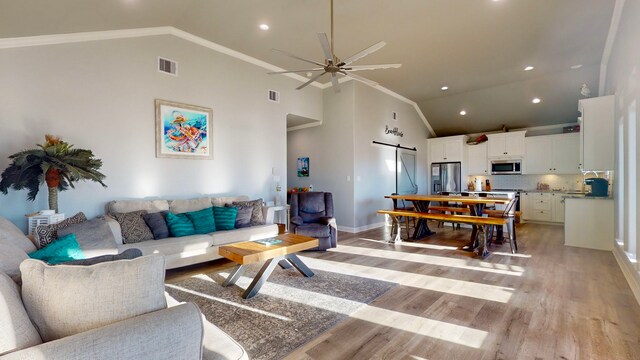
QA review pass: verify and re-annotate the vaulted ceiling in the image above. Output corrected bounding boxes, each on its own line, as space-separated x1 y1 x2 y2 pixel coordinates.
0 0 616 136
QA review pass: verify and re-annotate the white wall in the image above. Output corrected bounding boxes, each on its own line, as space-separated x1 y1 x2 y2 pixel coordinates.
0 35 323 231
287 82 356 228
605 0 640 301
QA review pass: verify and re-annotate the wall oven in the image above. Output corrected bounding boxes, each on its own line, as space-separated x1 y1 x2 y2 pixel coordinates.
490 159 522 175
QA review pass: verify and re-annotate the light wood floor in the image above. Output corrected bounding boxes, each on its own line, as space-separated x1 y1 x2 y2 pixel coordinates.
167 223 640 360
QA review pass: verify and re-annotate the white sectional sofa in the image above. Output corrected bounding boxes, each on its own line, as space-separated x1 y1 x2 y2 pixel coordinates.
105 195 279 269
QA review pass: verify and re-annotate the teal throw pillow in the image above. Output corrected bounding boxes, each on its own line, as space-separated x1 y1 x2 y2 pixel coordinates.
165 212 196 237
213 206 237 231
28 233 86 265
186 207 216 234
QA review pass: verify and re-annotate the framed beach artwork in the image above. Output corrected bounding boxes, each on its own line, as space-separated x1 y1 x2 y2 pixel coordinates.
297 157 309 177
155 99 213 159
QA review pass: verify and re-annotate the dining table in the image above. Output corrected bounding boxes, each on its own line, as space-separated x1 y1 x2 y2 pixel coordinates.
384 194 511 251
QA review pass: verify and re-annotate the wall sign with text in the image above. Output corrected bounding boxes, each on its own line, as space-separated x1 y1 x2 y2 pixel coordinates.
385 125 403 137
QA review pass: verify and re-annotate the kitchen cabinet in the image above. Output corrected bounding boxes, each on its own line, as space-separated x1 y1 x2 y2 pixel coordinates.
578 95 614 171
522 192 566 223
466 142 488 175
551 193 565 222
428 135 466 163
565 198 614 250
524 133 580 174
487 131 526 159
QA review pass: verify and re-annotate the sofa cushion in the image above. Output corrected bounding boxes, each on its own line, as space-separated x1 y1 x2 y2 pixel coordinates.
142 211 170 240
294 223 330 238
213 206 237 231
226 204 252 228
0 216 36 253
111 211 154 244
169 198 212 214
119 234 213 257
57 218 119 258
34 212 87 249
232 198 265 225
28 233 85 265
20 255 167 342
186 207 216 234
166 212 196 237
0 272 42 355
107 199 169 214
0 241 29 283
210 224 278 246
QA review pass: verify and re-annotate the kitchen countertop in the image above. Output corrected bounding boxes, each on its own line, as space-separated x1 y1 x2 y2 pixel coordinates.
564 195 613 200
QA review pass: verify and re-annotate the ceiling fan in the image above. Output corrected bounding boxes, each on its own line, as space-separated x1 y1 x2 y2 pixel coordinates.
268 0 401 93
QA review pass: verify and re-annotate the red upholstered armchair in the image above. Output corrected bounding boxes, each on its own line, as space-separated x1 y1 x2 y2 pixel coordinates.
289 192 337 250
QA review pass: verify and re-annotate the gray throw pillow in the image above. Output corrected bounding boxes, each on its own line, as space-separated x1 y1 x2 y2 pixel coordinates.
61 249 143 266
57 218 118 258
142 211 170 239
226 204 252 228
20 255 167 342
111 210 154 244
34 212 87 249
232 199 265 225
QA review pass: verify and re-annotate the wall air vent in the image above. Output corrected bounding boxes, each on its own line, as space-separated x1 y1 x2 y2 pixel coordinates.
158 57 177 76
268 89 280 103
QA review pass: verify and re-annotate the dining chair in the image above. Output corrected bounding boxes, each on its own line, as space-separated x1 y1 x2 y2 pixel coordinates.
485 197 518 252
390 193 414 240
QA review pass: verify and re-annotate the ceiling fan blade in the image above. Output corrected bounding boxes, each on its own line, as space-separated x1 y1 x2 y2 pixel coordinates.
296 71 327 90
341 41 386 66
272 48 325 67
341 71 378 87
343 64 402 71
267 68 324 75
317 33 334 62
331 73 341 93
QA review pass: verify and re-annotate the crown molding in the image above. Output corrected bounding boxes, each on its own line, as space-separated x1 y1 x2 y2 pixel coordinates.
0 26 436 136
599 0 626 96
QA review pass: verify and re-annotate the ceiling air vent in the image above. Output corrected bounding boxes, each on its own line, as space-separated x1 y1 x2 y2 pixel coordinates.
268 89 280 103
158 57 177 76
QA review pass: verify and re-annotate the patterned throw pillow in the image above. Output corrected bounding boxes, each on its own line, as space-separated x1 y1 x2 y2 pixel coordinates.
165 212 196 237
28 233 85 265
34 212 87 249
186 207 216 234
111 211 154 244
226 204 252 228
213 206 237 231
232 199 265 226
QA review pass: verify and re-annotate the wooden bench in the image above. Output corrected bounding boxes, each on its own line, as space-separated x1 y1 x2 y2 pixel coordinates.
483 209 522 223
427 206 471 214
377 209 515 256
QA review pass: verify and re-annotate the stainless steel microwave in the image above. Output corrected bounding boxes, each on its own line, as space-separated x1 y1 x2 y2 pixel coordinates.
490 159 522 175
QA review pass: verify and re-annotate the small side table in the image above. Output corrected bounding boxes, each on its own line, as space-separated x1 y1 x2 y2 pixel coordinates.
269 205 290 233
27 213 65 236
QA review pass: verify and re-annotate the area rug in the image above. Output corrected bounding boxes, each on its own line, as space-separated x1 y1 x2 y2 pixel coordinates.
166 260 396 360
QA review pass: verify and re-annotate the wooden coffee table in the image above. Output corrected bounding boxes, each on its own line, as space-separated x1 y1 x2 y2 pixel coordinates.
218 233 319 299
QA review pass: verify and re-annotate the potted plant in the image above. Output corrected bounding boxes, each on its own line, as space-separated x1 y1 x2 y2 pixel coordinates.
0 135 106 213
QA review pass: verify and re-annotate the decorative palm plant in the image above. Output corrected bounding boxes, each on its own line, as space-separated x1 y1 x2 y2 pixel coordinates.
0 135 106 213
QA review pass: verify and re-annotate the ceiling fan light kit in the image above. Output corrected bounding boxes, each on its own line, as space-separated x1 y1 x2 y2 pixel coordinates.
268 0 401 92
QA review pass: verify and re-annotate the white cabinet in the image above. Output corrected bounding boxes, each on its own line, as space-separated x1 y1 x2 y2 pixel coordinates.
524 133 580 174
522 192 558 222
466 143 488 175
428 135 466 163
565 198 614 250
578 95 614 171
551 193 565 223
487 131 526 159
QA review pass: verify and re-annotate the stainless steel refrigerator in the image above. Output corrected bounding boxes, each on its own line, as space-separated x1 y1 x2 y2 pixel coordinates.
431 162 461 194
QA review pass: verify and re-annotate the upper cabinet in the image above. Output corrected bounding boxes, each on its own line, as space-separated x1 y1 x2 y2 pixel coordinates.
467 142 488 175
524 133 580 174
578 95 614 171
487 131 526 159
428 135 467 163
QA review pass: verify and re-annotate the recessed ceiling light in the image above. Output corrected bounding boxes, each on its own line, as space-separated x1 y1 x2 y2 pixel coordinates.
532 98 541 104
524 66 534 71
570 64 583 70
441 86 449 91
460 110 467 116
259 24 269 30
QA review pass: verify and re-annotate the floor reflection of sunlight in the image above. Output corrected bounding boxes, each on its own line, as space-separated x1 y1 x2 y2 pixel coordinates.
215 273 487 349
300 257 514 303
165 283 292 321
491 251 532 258
333 245 525 275
358 237 459 251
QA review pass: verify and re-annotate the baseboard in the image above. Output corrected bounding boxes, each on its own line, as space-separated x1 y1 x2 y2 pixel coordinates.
613 240 640 306
338 222 385 234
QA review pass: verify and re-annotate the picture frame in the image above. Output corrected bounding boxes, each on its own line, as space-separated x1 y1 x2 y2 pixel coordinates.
155 99 213 159
297 157 309 177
